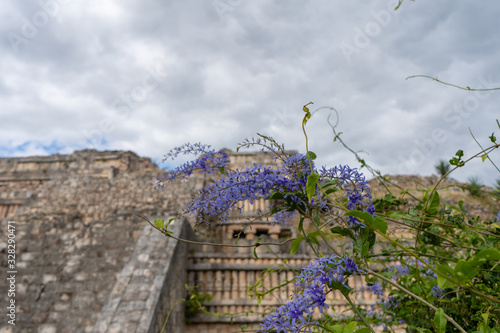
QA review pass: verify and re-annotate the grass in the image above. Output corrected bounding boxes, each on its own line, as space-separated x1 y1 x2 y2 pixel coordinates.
466 176 483 198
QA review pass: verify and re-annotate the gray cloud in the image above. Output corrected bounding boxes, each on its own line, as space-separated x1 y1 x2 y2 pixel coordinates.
1 0 499 185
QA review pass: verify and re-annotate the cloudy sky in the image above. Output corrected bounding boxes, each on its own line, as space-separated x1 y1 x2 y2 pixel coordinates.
1 0 500 185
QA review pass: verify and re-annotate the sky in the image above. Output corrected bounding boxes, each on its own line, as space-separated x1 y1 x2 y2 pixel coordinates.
1 0 500 186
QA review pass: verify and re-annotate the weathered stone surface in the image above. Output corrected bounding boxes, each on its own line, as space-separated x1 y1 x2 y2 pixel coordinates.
0 150 197 332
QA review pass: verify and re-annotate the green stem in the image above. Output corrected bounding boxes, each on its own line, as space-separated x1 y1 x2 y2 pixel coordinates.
343 292 375 333
137 214 294 248
302 102 315 173
307 211 341 257
160 298 185 333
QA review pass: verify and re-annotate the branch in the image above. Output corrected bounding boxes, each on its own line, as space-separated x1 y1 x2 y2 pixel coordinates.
406 75 500 91
136 213 294 248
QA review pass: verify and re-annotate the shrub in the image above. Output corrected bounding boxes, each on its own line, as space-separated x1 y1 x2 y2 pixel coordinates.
151 105 500 333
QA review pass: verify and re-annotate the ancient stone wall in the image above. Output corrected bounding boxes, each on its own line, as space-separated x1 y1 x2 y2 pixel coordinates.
93 219 194 333
0 150 198 332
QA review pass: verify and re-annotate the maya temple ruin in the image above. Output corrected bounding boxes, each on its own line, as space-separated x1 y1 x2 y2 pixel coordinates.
0 149 496 333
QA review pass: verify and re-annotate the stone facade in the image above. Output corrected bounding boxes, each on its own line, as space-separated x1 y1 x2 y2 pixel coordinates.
0 150 197 332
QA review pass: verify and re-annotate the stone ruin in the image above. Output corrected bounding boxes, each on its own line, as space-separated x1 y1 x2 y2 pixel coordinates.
0 149 378 333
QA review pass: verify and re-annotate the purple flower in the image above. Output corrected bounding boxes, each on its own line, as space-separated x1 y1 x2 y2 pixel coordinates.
157 144 377 331
389 264 410 280
261 297 314 333
154 143 229 189
431 285 444 298
157 144 375 228
306 284 329 313
368 282 384 296
270 210 297 225
497 210 500 220
184 163 301 224
261 255 364 332
162 142 212 161
377 296 399 309
319 165 374 227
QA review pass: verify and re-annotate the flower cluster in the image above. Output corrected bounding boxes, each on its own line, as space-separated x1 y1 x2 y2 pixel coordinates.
388 258 436 281
156 144 374 227
319 165 374 227
367 282 384 296
260 255 364 332
185 163 301 224
389 264 410 280
431 285 444 298
162 142 212 161
366 294 400 320
154 143 229 188
377 295 400 310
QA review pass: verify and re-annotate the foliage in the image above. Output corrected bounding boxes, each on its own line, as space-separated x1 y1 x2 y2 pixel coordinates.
184 285 213 322
434 160 451 178
466 176 484 198
152 101 500 333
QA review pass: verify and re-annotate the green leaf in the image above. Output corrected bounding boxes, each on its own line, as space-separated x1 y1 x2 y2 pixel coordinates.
426 191 440 216
307 232 320 246
481 154 488 162
329 325 343 333
353 236 371 257
479 312 490 332
165 217 175 228
267 192 284 200
324 187 340 195
330 226 353 238
345 211 374 224
436 264 457 289
454 259 478 284
298 217 304 233
372 217 388 234
344 321 358 333
306 173 320 202
302 113 311 126
490 133 496 143
471 248 500 265
320 180 339 188
387 211 411 219
307 151 317 160
290 236 305 256
154 218 164 229
434 308 447 333
449 150 465 167
329 280 352 295
345 211 387 234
